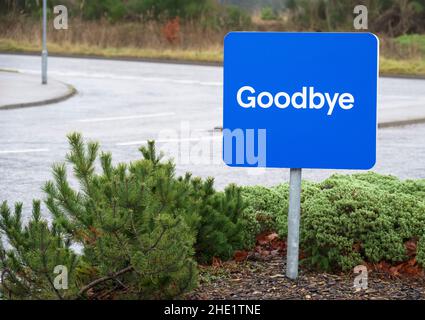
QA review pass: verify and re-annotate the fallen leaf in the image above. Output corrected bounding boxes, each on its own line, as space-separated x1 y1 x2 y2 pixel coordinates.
265 232 279 242
212 257 222 267
233 250 248 262
271 240 286 251
256 233 270 245
270 249 280 257
260 250 271 257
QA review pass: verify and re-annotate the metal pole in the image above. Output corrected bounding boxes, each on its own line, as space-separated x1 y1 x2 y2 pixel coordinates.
41 0 48 85
286 168 302 280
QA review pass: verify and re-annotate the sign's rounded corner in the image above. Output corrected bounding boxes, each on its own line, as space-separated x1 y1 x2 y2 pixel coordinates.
222 158 235 168
363 157 377 170
224 32 238 44
364 32 380 46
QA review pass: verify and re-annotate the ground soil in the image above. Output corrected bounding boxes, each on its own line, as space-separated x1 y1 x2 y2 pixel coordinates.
187 257 425 300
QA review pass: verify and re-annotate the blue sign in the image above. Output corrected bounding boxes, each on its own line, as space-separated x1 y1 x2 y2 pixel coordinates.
223 32 378 169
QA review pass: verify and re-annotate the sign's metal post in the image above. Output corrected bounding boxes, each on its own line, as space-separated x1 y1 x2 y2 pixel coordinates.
42 0 48 85
286 168 302 280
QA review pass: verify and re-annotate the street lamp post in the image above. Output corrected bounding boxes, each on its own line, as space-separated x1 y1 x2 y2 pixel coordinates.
41 0 48 84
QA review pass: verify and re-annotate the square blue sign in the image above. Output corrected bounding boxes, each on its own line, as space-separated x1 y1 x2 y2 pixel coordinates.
223 32 378 169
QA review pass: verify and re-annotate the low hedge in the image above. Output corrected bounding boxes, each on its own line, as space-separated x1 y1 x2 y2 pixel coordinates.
242 172 425 271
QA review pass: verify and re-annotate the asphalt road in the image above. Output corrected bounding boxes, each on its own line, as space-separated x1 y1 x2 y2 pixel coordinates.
0 53 425 210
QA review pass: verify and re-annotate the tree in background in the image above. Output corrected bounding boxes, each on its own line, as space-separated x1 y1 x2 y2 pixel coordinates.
0 0 423 35
286 0 425 35
219 0 288 11
127 0 213 20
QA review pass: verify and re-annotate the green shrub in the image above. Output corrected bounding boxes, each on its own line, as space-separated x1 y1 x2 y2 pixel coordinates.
193 180 251 263
222 5 252 29
243 172 425 271
0 200 79 299
0 133 252 299
304 174 425 270
260 7 278 21
395 35 425 56
81 0 127 21
1 134 198 299
300 175 425 270
127 0 213 20
242 185 288 235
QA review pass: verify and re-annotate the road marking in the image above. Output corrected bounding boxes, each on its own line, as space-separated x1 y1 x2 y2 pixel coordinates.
171 80 222 86
18 69 222 86
78 112 175 123
117 135 221 146
0 148 49 155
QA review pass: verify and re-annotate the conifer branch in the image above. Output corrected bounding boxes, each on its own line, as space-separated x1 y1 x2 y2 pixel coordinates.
78 266 134 298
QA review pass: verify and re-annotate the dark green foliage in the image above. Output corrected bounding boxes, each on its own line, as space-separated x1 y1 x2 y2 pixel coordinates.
220 5 252 29
0 133 251 299
1 0 423 35
193 180 251 263
260 7 278 20
0 0 251 28
242 180 319 237
241 185 287 235
0 200 78 299
221 0 287 11
286 0 425 35
127 0 213 20
1 134 199 299
45 134 199 299
243 172 425 271
299 174 425 270
81 0 127 21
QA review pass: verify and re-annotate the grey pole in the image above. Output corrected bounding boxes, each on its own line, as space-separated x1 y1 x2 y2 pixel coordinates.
286 168 302 280
41 0 48 84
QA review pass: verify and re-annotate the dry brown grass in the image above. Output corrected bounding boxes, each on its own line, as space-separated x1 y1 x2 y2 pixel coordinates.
0 15 226 50
1 15 424 76
0 38 223 63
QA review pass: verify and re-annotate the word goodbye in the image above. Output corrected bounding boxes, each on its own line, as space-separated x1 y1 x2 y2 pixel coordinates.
237 86 355 116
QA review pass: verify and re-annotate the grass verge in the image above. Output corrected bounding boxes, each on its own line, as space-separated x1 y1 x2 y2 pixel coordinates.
1 38 425 77
380 57 425 77
0 39 222 64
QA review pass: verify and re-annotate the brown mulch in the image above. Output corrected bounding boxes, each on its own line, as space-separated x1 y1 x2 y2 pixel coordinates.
186 232 425 300
187 257 425 300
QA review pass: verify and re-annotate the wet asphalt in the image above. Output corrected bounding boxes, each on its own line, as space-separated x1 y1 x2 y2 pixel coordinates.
0 53 425 214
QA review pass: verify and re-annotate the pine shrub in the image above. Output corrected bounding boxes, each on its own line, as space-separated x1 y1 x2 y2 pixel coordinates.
193 179 251 263
0 133 252 299
0 201 78 299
